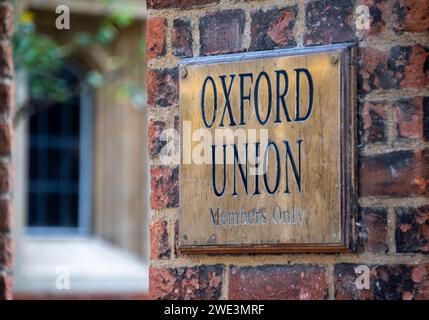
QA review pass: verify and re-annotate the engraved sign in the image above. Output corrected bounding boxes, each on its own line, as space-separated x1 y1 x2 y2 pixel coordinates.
179 44 356 253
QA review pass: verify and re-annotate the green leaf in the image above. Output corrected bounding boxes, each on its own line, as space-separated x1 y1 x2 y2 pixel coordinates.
86 71 104 88
96 24 116 45
73 32 93 47
109 8 134 28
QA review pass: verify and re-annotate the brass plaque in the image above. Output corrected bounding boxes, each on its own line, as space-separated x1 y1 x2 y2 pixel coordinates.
179 44 356 253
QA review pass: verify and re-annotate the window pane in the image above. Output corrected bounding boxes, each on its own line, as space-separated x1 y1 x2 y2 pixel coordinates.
48 104 61 136
48 148 61 181
46 194 60 226
29 147 38 180
27 64 83 230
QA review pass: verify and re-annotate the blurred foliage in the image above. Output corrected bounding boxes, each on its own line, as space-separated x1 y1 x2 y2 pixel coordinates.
13 0 146 125
13 12 67 102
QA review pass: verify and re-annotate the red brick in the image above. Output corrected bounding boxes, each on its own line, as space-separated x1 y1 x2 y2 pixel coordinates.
0 272 12 300
394 96 427 141
411 264 429 300
0 82 13 114
393 0 429 34
0 161 12 194
146 17 166 60
0 121 11 156
358 47 392 94
229 265 328 300
358 45 429 94
0 41 12 78
396 206 429 253
304 0 356 46
359 0 388 37
150 166 179 209
172 18 193 58
0 0 12 302
150 265 223 299
148 119 167 158
0 2 13 38
147 0 219 9
334 264 374 300
359 149 429 197
150 219 170 260
0 235 12 269
359 208 388 253
147 68 179 108
250 6 297 51
374 266 415 300
360 101 388 145
0 199 11 232
335 263 429 300
399 44 429 89
200 9 245 56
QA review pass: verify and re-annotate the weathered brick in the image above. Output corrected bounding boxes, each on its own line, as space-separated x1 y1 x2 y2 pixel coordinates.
172 18 193 58
359 149 429 197
358 45 429 94
0 82 13 114
147 68 179 108
394 96 428 141
0 0 12 301
200 9 245 56
145 0 429 303
359 101 387 145
359 208 388 253
304 0 356 46
150 265 223 299
0 199 11 232
0 121 11 156
150 166 179 209
396 206 429 253
148 119 167 158
334 264 374 300
146 17 166 60
147 0 219 9
335 263 429 300
0 161 12 194
373 265 415 300
0 235 12 269
410 263 429 300
250 6 297 51
229 265 328 300
393 0 429 34
358 47 393 94
150 219 170 260
0 2 13 38
0 41 12 78
359 0 388 37
0 272 12 300
399 44 429 89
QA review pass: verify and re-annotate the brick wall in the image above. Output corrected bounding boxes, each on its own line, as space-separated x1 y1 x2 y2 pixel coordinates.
0 0 13 301
146 0 429 300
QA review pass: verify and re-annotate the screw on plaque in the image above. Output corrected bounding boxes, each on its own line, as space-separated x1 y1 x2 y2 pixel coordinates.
180 66 187 78
183 234 188 240
330 54 339 64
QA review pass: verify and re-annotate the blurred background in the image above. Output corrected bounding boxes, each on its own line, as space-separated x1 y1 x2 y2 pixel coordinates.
12 0 149 299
